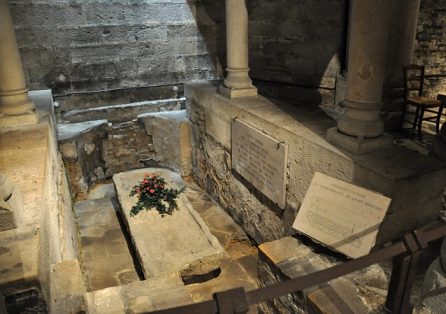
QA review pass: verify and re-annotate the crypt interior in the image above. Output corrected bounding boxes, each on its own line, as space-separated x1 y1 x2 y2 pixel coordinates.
1 0 446 313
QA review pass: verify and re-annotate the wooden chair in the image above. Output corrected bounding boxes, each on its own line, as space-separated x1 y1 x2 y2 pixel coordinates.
402 64 443 136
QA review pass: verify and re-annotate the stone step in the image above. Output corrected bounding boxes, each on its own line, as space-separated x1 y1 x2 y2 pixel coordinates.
113 168 225 279
258 237 386 313
74 197 139 291
86 273 193 314
62 98 185 123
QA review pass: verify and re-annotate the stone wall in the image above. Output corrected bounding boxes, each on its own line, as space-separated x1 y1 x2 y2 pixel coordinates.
58 111 192 200
414 0 446 97
248 0 347 107
187 82 446 247
10 0 346 108
9 0 225 96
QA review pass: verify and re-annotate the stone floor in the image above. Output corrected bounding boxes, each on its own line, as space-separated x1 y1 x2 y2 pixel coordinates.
74 196 139 291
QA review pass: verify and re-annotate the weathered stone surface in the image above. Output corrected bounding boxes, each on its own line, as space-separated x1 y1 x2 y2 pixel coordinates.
0 121 47 227
58 121 108 199
187 83 446 246
139 110 192 177
249 0 345 106
63 99 182 124
10 0 225 96
75 198 139 291
413 258 446 314
414 0 446 98
259 237 370 314
55 85 185 114
86 273 193 314
0 227 39 287
0 199 15 232
102 121 156 177
59 112 191 199
113 168 225 279
232 119 287 208
86 183 115 200
50 259 87 313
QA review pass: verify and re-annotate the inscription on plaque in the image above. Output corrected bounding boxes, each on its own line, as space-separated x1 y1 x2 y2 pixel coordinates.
293 172 391 258
232 120 287 208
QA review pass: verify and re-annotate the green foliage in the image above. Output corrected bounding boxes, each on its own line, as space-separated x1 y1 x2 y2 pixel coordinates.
129 174 183 217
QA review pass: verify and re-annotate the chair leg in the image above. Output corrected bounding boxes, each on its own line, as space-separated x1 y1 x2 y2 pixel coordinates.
436 105 444 134
418 107 425 138
413 106 420 130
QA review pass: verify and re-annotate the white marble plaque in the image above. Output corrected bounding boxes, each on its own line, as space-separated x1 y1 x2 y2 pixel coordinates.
232 120 287 208
293 172 391 258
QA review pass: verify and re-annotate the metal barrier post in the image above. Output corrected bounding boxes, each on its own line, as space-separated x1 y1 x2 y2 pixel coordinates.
385 232 426 313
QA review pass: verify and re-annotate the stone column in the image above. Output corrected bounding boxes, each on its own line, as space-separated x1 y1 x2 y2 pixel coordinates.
327 0 393 154
219 0 257 99
0 0 38 126
382 0 421 130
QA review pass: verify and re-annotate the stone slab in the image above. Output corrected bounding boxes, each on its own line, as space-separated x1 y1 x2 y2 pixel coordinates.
50 259 87 314
259 237 369 314
113 168 225 279
232 119 288 208
293 172 391 258
75 198 139 291
86 273 193 314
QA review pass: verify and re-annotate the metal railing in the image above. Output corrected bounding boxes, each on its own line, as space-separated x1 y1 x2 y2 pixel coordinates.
150 221 446 314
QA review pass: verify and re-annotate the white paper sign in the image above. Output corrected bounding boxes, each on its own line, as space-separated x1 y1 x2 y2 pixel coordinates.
293 172 391 258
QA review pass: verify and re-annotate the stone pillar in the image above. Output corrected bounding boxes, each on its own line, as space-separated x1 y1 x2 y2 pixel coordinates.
0 0 38 126
382 0 421 130
219 0 257 99
327 0 393 154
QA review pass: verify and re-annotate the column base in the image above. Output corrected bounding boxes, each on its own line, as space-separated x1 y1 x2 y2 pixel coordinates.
327 127 393 154
218 85 257 99
0 110 39 128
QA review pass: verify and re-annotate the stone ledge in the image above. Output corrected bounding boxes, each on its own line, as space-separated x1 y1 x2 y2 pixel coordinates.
259 237 372 313
186 82 446 244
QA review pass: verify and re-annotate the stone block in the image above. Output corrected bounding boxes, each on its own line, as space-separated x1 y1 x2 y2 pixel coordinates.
74 198 139 291
259 237 369 314
87 273 193 314
49 260 87 314
139 110 192 177
113 168 225 279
